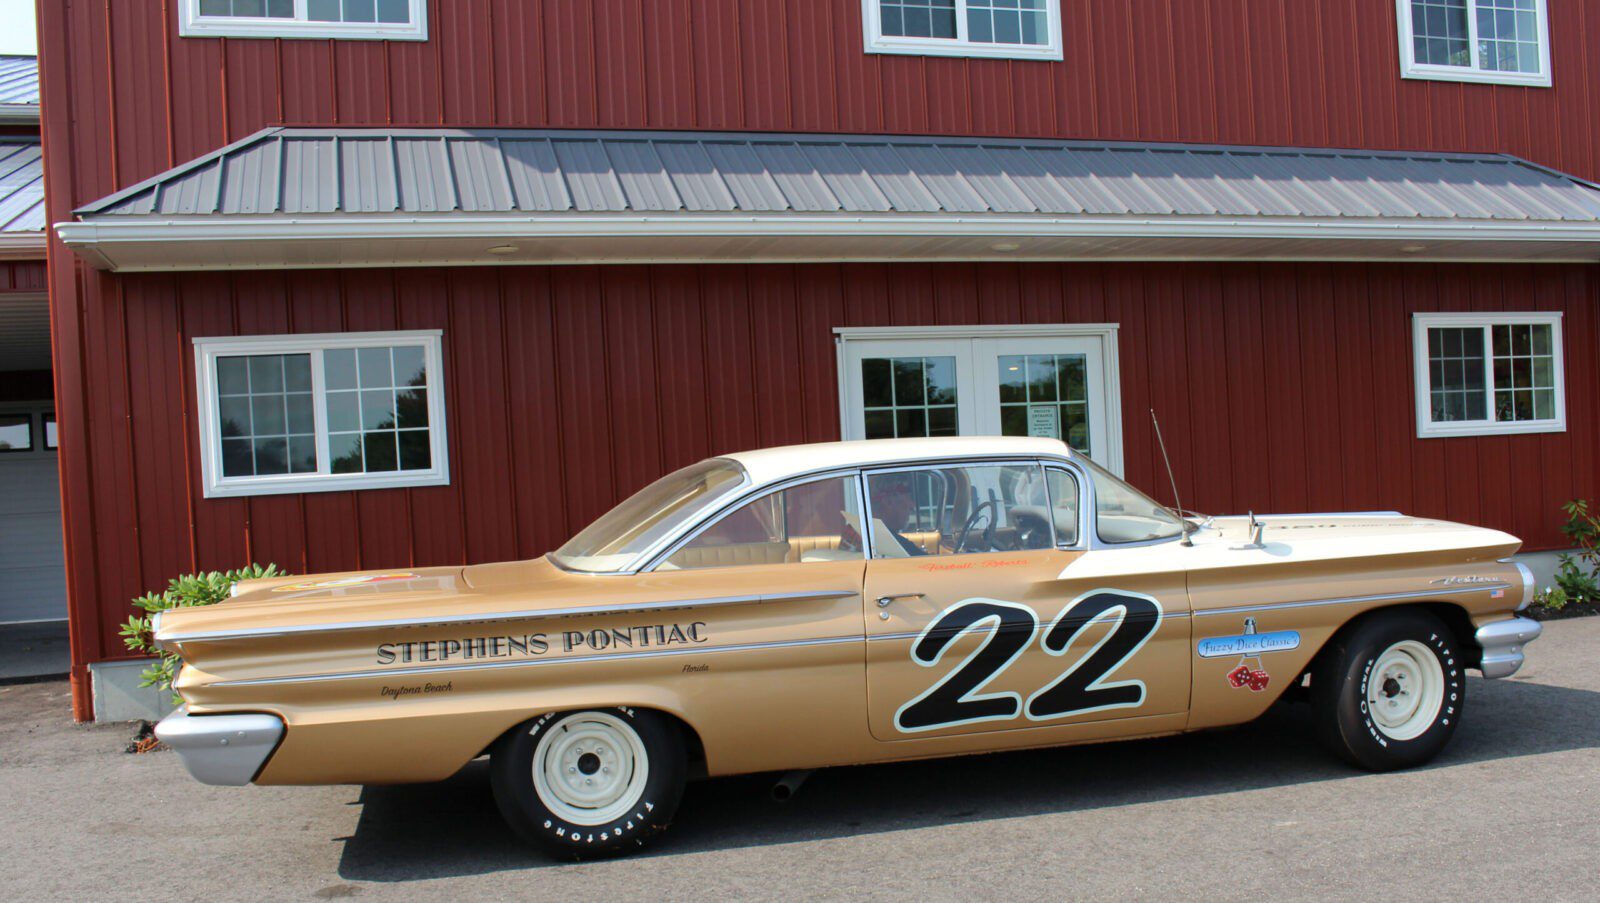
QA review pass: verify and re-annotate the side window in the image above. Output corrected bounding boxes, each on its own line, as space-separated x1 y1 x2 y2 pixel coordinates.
1045 469 1081 547
663 476 864 570
865 463 1054 558
1078 455 1185 545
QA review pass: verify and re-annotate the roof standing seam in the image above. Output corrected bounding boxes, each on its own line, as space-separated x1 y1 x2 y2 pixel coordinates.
70 127 1600 227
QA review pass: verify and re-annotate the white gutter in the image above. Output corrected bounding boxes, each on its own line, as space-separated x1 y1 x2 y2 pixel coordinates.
0 103 39 125
53 212 1600 244
53 212 1600 271
0 233 45 260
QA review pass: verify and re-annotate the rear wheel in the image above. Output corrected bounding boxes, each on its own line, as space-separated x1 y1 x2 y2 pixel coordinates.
1311 609 1465 771
490 708 686 858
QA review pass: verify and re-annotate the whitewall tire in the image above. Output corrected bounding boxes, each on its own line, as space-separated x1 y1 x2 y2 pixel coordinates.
491 707 687 858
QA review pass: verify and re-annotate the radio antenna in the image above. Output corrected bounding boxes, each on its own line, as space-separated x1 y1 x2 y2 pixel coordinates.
1150 409 1193 547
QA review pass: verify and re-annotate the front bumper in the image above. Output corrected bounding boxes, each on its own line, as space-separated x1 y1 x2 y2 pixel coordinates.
153 708 284 786
1475 617 1543 679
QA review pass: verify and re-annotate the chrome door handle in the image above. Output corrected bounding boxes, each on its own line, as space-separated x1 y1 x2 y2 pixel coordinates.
876 593 925 608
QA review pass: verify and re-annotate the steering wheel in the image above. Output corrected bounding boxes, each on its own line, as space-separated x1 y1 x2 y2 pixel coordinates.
954 499 1000 554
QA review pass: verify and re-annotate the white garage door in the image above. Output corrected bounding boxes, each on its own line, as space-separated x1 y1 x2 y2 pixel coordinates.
0 406 66 624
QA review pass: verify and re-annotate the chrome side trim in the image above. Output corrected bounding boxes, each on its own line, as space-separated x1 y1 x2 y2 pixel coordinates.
1195 584 1513 618
1475 616 1542 679
866 609 1190 643
205 633 863 687
159 589 858 644
153 708 284 786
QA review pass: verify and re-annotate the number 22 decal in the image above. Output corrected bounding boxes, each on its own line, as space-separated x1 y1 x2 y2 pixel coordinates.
894 590 1163 733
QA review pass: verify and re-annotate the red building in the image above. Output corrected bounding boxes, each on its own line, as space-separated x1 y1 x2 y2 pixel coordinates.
28 0 1600 720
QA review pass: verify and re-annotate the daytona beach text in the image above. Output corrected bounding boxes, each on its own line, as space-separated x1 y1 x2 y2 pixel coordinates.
375 622 708 665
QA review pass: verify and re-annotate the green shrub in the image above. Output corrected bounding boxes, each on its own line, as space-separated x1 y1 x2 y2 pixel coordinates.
119 564 286 703
1531 500 1600 613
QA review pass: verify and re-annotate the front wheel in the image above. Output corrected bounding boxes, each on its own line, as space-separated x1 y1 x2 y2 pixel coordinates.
490 708 687 858
1310 609 1465 771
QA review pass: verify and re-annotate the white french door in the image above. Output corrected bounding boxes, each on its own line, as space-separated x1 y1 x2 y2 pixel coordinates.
837 326 1123 474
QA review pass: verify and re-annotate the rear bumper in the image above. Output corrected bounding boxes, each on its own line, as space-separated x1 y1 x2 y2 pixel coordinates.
1475 617 1542 679
153 708 284 786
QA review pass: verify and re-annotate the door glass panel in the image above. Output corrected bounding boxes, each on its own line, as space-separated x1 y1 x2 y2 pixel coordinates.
1080 455 1184 544
663 476 864 570
865 464 1052 557
998 353 1090 453
861 356 958 439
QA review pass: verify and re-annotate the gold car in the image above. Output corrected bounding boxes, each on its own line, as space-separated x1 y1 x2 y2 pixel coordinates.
154 437 1541 857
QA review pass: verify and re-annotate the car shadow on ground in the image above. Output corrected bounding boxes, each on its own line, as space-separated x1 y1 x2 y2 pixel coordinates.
336 675 1600 881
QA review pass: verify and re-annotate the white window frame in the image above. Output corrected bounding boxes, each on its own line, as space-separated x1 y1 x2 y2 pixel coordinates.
834 324 1123 475
1395 0 1551 87
1411 312 1565 439
194 330 449 498
862 0 1064 60
180 0 429 41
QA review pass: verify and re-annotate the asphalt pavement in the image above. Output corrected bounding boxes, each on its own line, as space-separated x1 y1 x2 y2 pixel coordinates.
3 618 1597 901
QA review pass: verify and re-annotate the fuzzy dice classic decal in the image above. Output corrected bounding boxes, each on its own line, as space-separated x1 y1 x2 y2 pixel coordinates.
1197 618 1301 692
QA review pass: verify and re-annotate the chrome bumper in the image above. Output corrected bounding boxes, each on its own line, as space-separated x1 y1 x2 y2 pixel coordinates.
153 708 284 786
1475 617 1543 679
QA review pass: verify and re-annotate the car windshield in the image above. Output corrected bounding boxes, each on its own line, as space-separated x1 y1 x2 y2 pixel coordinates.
551 459 749 573
1077 454 1188 544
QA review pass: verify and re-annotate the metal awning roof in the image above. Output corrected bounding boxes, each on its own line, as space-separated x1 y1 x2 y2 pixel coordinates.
0 139 45 259
57 127 1600 271
0 56 40 124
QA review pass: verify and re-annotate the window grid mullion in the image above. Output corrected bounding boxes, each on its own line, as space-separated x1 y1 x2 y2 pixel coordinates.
1465 0 1483 71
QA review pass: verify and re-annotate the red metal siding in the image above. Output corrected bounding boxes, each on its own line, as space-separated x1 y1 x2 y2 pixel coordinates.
46 262 1596 696
0 260 46 292
33 0 1600 724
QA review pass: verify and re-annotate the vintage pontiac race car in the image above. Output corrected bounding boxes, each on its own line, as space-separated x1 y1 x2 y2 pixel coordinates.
154 437 1542 857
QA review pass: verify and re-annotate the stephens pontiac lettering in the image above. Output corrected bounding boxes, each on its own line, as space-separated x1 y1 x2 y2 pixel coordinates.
375 621 708 665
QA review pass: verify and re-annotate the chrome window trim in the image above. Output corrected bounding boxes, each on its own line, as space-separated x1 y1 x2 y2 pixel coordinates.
572 453 1074 576
640 470 869 573
860 456 1070 559
157 589 858 644
1042 462 1089 552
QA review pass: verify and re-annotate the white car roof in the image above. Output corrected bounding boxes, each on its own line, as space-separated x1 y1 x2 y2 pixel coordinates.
720 436 1073 487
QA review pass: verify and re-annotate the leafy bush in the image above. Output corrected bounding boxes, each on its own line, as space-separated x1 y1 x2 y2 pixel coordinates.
119 565 285 703
1532 500 1600 612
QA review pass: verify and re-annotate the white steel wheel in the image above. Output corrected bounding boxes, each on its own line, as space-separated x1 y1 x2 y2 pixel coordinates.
531 711 650 826
1366 639 1445 742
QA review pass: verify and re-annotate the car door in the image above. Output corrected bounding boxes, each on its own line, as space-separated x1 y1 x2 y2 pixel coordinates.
862 459 1191 742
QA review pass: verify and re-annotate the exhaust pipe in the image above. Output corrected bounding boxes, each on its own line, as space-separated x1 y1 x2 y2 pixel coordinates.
771 769 814 802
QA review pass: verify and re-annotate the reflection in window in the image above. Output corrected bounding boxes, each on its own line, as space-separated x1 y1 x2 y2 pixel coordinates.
862 356 958 439
1426 327 1487 423
326 345 432 475
0 414 30 453
998 353 1089 453
216 353 317 477
1492 323 1557 422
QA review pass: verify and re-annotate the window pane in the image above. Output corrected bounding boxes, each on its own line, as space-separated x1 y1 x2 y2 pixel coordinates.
44 413 57 450
325 348 358 390
219 396 251 438
284 354 312 392
217 356 250 395
396 388 429 429
1426 326 1487 423
249 354 284 394
251 394 286 435
0 415 30 452
308 0 342 21
392 345 427 386
1046 469 1079 546
998 355 1027 403
330 432 364 473
253 437 289 476
398 430 432 470
286 393 315 434
364 431 398 472
865 464 1052 558
361 390 396 430
881 0 958 38
1412 0 1470 66
1081 454 1185 544
289 436 317 474
665 476 864 570
327 391 360 433
343 0 378 24
862 356 958 439
222 438 253 476
377 0 412 24
358 346 393 388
